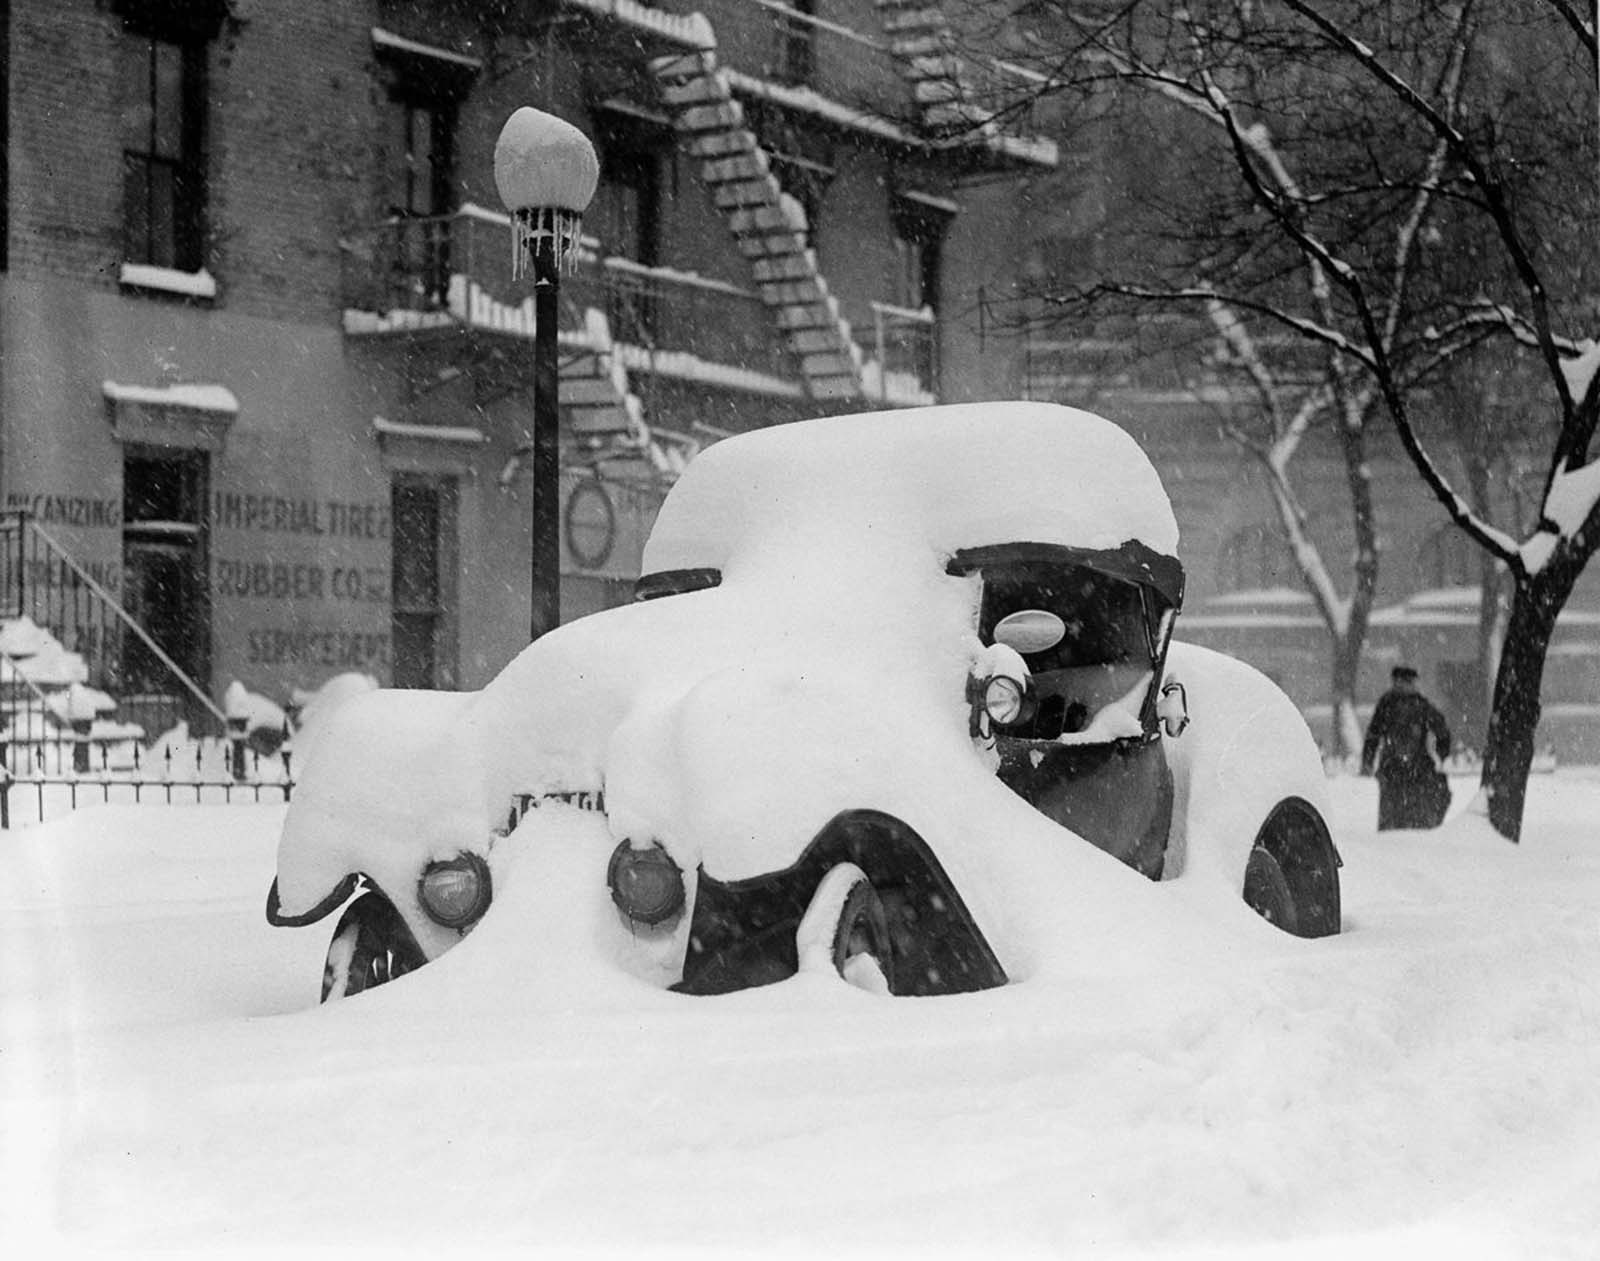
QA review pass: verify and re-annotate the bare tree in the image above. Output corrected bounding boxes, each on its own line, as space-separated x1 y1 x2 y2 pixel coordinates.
956 0 1597 839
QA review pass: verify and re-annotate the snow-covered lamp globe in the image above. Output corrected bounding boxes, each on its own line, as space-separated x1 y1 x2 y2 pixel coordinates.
493 107 599 643
494 106 598 279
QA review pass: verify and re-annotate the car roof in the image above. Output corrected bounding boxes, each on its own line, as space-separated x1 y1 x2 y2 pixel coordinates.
641 401 1181 578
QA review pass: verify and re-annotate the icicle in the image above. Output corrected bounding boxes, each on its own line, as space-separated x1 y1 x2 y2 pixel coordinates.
509 206 585 281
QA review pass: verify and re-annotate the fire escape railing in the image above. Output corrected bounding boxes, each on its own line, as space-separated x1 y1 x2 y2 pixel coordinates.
341 209 797 382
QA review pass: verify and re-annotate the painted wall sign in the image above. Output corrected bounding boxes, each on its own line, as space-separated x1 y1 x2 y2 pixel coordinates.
4 492 122 527
210 493 395 688
564 479 617 570
211 494 390 538
244 627 390 669
211 559 390 604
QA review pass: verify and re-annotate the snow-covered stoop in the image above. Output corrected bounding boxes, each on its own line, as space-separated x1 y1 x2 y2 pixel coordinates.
0 616 298 827
649 48 868 405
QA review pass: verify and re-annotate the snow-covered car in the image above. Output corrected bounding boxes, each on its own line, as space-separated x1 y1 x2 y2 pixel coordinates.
267 402 1341 1001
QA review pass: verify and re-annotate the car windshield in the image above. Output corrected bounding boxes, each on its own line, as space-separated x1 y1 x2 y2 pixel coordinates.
979 561 1166 743
980 562 1153 671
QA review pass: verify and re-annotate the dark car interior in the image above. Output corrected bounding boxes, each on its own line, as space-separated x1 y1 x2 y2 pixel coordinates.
977 560 1161 742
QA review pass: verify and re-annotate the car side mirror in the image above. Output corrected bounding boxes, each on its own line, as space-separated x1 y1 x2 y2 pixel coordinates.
1158 678 1189 738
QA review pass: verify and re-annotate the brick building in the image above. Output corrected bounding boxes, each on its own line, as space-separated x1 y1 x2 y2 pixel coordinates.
0 0 1054 725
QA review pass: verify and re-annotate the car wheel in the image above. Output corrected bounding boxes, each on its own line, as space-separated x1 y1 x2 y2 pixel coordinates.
1243 845 1299 933
1242 797 1342 937
321 892 427 1002
796 863 896 995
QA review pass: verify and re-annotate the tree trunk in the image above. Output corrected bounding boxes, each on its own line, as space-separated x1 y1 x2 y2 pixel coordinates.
1329 631 1363 764
1480 565 1575 841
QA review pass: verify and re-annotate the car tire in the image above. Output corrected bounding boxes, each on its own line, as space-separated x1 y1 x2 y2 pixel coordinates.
796 863 896 994
321 891 427 1002
1242 845 1299 933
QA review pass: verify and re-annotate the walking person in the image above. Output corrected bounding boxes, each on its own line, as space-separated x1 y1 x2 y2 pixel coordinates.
1360 665 1453 830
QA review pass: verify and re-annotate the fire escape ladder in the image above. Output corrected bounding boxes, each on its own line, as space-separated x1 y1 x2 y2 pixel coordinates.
561 306 645 445
872 0 988 136
555 305 688 480
649 49 865 404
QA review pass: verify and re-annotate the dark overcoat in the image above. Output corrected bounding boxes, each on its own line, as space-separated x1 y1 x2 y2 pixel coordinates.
1360 688 1452 830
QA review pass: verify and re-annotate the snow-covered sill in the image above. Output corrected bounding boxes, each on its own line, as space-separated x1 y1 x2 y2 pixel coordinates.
612 343 804 398
372 417 488 446
119 262 218 300
371 26 481 70
103 379 239 415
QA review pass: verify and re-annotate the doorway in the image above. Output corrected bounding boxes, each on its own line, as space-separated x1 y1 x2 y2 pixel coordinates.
122 446 210 717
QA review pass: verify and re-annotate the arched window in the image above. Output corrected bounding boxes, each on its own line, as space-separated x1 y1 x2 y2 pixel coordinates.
1216 523 1292 592
1415 524 1476 589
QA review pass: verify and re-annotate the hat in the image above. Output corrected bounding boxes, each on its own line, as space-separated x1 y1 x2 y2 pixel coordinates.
1391 665 1419 682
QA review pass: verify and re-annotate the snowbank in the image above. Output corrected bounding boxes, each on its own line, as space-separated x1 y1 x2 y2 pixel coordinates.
5 774 1600 1257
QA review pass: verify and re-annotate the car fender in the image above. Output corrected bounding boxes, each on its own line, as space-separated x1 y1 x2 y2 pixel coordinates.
1161 640 1336 896
269 686 492 960
678 808 1009 996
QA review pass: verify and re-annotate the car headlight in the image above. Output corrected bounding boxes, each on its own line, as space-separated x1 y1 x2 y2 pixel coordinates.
417 853 492 930
607 841 685 926
984 675 1027 726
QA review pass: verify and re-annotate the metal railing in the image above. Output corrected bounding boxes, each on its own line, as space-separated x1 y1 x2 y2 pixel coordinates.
0 512 227 741
0 727 294 828
689 0 1052 146
341 208 795 379
867 300 939 400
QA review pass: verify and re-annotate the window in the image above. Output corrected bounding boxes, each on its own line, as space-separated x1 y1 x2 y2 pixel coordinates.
391 474 459 689
118 23 207 272
381 93 454 308
386 97 451 220
1216 523 1291 592
1416 523 1476 590
746 101 834 250
374 30 476 311
774 1 817 87
890 198 948 315
595 144 661 267
595 110 667 340
886 194 950 389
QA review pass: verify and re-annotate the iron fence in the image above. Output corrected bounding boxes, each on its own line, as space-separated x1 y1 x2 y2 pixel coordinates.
0 727 294 828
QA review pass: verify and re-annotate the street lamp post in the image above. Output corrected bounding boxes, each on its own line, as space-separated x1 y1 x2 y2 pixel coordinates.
494 107 598 642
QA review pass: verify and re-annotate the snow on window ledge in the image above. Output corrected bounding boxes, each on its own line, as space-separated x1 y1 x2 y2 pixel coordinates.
118 262 219 300
103 380 239 414
372 416 488 446
103 379 238 451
